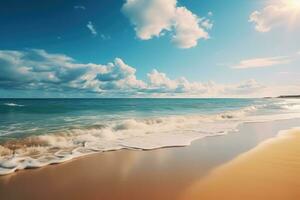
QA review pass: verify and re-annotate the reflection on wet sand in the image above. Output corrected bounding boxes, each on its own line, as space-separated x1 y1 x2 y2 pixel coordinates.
180 128 300 200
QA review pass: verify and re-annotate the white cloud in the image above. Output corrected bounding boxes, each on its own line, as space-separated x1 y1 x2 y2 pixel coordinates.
74 5 86 10
2 49 294 98
122 0 212 48
122 0 176 40
259 84 300 97
87 21 97 36
147 69 177 89
146 69 264 97
249 0 300 32
100 34 111 40
0 49 146 94
172 7 210 48
232 56 291 69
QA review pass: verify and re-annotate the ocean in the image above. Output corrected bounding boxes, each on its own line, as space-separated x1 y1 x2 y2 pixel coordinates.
1 98 300 175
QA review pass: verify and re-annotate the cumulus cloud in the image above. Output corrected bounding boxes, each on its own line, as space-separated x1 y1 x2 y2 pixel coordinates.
226 79 263 95
0 49 267 97
172 7 210 48
146 70 264 96
249 0 300 32
0 49 145 94
232 56 291 69
147 69 177 90
122 0 213 48
87 21 97 36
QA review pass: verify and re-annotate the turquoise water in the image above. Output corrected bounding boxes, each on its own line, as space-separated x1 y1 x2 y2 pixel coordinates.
0 98 259 139
0 98 300 175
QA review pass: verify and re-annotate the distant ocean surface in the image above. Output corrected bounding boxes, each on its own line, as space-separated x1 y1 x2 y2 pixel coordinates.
1 98 300 175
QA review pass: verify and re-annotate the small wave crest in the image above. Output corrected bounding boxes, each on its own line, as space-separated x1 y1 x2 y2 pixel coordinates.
3 103 24 107
216 105 257 119
262 99 300 111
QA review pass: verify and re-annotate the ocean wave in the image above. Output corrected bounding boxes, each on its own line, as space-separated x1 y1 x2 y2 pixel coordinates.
1 101 300 175
0 115 244 175
279 104 300 111
216 105 257 119
3 103 24 107
263 99 300 111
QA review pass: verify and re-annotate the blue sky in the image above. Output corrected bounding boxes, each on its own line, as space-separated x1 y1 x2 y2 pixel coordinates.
0 0 300 97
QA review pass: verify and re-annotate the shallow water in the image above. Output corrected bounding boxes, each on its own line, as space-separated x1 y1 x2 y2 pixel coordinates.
1 98 300 175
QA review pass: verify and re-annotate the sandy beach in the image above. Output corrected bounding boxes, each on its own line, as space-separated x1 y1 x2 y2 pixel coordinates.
1 118 300 200
1 0 300 199
181 127 300 200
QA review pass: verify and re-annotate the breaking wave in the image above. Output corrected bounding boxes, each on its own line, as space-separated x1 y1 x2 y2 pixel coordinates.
1 100 300 175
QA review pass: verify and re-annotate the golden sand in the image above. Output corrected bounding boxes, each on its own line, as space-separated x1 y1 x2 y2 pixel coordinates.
1 121 300 200
181 128 300 200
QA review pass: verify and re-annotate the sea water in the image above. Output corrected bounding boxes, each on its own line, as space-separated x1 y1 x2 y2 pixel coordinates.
1 98 300 175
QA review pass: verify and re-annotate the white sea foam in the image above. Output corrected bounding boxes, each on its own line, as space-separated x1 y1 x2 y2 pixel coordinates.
1 100 300 175
3 103 24 107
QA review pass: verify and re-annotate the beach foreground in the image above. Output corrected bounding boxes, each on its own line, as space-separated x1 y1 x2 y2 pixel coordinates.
0 119 300 200
181 128 300 200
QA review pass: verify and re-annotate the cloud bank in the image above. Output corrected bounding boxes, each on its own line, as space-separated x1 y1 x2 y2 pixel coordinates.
0 49 267 97
122 0 213 48
249 0 300 32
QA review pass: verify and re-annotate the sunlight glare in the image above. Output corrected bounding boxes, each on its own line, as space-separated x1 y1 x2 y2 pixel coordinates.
288 0 300 8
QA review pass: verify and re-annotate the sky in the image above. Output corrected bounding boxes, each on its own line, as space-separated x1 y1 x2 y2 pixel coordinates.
0 0 300 98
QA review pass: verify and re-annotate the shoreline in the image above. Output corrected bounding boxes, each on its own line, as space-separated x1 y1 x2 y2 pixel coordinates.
1 118 300 200
1 116 300 176
181 127 300 200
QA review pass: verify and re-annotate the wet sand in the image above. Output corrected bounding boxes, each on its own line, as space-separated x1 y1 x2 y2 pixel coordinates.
181 128 300 200
0 118 300 200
